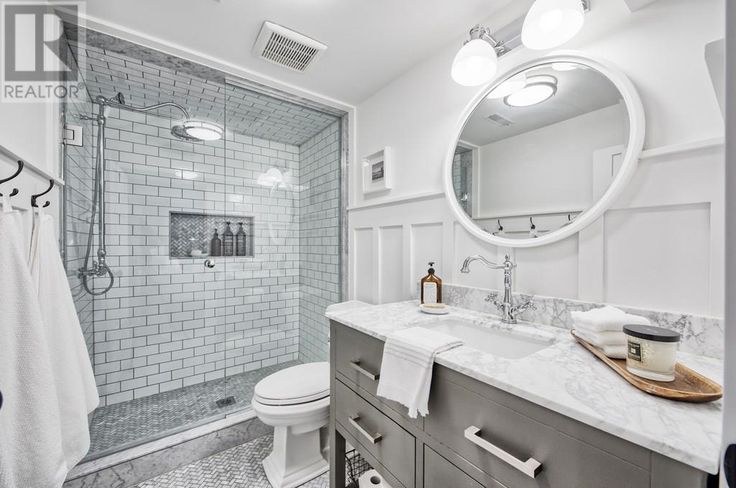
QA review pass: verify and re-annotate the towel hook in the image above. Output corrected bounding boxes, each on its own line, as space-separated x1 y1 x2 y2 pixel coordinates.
529 216 538 238
0 160 23 197
31 179 54 208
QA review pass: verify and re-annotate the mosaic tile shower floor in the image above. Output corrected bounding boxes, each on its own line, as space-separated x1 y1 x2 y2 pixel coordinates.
133 434 341 488
88 362 298 458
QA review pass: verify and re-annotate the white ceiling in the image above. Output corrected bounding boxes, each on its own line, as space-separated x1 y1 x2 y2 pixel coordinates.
82 0 516 105
460 63 624 146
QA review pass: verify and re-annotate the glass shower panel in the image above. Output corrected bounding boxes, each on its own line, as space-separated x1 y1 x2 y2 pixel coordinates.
221 82 342 407
64 36 232 459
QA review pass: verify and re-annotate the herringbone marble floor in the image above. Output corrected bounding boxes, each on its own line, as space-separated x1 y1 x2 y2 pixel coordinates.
88 362 298 459
133 434 331 488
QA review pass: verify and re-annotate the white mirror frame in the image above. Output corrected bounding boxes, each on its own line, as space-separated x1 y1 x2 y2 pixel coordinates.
444 53 645 248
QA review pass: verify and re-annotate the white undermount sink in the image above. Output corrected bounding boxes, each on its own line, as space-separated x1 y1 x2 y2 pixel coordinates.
417 317 554 359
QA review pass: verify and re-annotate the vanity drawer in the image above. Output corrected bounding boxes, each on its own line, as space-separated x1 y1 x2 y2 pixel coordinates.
424 446 501 488
425 373 649 488
335 380 415 488
333 322 384 394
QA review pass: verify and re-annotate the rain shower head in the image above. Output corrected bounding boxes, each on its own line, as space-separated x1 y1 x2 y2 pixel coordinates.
171 119 224 142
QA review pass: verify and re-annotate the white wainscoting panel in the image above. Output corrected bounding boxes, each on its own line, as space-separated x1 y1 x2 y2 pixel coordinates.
378 225 404 303
353 227 375 303
410 223 444 296
604 203 711 314
513 235 579 298
348 140 724 317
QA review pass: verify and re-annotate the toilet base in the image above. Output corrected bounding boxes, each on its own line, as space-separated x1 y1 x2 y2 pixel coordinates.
262 425 328 488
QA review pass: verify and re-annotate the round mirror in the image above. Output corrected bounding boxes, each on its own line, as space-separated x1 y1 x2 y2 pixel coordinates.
445 54 645 248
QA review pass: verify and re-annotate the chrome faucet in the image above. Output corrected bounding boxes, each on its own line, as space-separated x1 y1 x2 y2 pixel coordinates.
459 254 535 324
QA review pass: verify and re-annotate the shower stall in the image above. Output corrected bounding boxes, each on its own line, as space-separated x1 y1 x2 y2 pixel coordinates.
61 29 345 460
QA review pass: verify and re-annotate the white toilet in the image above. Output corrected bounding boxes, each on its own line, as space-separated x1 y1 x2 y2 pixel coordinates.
252 362 331 488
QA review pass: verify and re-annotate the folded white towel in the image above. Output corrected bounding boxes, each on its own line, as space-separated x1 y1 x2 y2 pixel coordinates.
570 305 650 332
575 328 625 348
599 344 627 359
376 327 462 418
29 208 100 470
573 327 627 347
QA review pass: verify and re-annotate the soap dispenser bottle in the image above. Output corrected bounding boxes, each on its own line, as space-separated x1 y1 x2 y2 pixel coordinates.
223 221 234 256
209 229 222 257
420 262 442 304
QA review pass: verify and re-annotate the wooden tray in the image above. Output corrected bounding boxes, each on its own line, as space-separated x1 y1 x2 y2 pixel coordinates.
571 331 722 403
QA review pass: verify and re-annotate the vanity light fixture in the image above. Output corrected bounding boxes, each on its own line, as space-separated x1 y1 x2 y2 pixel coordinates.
504 75 557 107
451 25 508 87
451 1 589 86
522 0 588 50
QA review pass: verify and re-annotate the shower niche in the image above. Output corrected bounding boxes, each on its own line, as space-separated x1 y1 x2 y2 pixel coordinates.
169 211 254 258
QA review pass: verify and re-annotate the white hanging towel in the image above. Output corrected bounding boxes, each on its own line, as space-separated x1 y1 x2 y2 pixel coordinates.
376 327 462 418
0 196 68 488
28 207 99 471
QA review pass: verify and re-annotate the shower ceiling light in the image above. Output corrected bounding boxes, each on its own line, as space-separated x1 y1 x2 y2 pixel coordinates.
487 73 527 99
181 120 224 141
504 75 557 107
451 26 505 87
522 0 586 50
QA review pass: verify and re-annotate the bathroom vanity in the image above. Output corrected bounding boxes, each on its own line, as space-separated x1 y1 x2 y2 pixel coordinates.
327 302 721 488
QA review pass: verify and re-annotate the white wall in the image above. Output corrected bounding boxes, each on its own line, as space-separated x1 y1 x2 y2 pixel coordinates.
350 0 725 318
475 104 625 219
0 98 62 233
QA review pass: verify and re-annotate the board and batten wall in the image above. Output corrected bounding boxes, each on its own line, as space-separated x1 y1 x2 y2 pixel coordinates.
349 0 725 318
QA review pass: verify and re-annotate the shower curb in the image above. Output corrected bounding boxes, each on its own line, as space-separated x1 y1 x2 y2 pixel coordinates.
64 410 268 488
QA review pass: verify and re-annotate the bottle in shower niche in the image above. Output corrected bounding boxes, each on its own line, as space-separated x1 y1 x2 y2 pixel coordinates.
420 262 442 304
223 222 234 256
209 229 222 256
236 222 247 256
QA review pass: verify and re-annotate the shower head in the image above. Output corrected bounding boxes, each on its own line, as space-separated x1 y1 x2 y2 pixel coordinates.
96 92 125 106
171 119 224 142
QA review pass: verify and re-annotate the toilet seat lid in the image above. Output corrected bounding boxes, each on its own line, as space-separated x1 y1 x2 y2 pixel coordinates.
254 362 330 406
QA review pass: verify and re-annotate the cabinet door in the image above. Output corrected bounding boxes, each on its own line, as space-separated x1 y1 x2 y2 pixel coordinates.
335 380 415 488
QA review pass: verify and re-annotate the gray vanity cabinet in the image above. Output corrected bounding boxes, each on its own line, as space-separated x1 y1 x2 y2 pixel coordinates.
329 320 711 488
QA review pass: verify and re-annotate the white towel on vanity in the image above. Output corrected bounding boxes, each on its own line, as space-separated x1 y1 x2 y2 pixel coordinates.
573 328 627 347
572 306 650 359
376 327 462 418
0 196 68 488
29 207 99 470
571 305 650 332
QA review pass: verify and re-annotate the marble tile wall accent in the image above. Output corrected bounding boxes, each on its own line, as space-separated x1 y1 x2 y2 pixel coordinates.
442 283 724 359
63 41 96 361
168 212 254 258
298 121 341 363
91 108 301 406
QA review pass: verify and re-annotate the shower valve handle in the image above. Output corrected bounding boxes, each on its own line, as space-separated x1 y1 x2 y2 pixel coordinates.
204 259 216 269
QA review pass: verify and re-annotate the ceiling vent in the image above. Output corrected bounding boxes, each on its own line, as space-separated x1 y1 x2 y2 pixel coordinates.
486 113 513 127
253 21 327 72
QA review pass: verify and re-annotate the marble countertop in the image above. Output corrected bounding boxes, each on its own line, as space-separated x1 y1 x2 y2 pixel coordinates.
325 300 723 474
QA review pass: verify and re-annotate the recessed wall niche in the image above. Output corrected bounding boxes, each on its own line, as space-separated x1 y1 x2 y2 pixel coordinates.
169 211 255 258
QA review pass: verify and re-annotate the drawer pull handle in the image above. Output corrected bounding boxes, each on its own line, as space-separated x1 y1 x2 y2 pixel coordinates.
349 360 379 381
349 415 383 444
464 426 542 479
